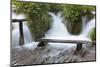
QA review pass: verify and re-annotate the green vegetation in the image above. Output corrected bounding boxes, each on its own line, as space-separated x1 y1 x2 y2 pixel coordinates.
12 0 95 40
89 28 96 41
63 5 95 34
12 1 51 40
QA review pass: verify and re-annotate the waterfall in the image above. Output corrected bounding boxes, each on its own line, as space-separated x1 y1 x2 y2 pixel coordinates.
81 16 88 32
44 12 95 49
45 12 69 39
12 12 33 48
12 12 25 19
80 18 95 37
45 12 75 49
12 22 33 48
12 11 95 50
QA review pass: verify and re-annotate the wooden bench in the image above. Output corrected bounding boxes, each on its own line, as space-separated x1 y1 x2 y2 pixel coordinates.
37 39 92 51
12 19 26 46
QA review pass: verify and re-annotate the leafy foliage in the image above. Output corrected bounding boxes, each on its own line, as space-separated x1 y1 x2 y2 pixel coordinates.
12 1 49 39
63 4 95 22
12 0 95 40
62 4 95 34
89 28 96 41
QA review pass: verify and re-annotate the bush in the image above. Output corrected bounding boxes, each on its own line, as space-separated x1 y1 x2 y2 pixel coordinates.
62 4 95 35
89 28 96 41
12 0 95 40
12 1 50 40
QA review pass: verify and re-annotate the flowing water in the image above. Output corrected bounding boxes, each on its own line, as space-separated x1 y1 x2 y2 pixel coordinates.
45 12 95 49
80 18 95 37
12 12 33 48
45 12 69 39
12 12 95 50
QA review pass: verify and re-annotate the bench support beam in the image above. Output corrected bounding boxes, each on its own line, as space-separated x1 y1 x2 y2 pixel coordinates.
76 43 82 51
19 21 24 46
38 41 47 47
12 19 26 46
37 39 91 51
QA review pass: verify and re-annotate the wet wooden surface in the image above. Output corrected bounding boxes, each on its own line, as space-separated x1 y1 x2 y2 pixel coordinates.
37 39 91 44
12 19 26 23
11 45 96 66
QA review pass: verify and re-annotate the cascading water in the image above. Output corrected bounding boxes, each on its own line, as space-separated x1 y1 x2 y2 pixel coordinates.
45 12 69 39
12 11 95 50
45 12 75 49
81 16 88 32
12 22 33 44
12 12 33 48
45 12 95 49
80 18 95 37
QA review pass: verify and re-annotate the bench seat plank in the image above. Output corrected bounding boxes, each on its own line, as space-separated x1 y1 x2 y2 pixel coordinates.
37 39 91 44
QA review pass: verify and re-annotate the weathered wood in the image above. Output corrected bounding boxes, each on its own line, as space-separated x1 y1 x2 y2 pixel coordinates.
38 41 48 47
11 45 95 66
76 43 82 51
19 22 24 46
12 19 26 23
19 36 24 46
37 38 92 51
12 19 26 46
37 39 91 44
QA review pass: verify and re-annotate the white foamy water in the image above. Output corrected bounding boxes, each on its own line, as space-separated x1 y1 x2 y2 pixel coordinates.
80 18 95 37
12 22 33 47
44 12 95 49
12 12 33 48
12 12 95 50
12 12 25 19
45 12 69 39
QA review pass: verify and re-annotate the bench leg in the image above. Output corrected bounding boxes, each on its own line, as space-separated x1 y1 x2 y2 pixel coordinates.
19 36 24 46
76 43 82 51
19 22 24 46
38 41 48 47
